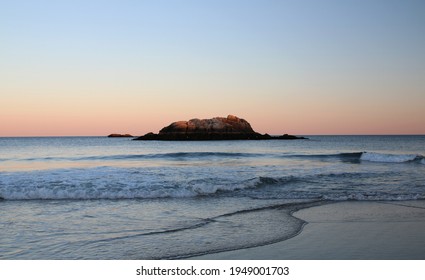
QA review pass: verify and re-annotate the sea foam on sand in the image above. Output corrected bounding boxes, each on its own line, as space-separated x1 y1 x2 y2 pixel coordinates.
190 201 425 260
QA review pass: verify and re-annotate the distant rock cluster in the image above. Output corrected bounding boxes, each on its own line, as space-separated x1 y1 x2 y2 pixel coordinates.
107 133 133 138
132 115 306 141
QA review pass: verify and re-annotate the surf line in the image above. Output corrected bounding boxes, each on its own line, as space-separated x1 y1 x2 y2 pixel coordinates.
177 200 333 259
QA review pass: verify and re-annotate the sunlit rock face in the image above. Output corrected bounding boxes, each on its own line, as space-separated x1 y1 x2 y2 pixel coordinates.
134 115 306 141
159 115 255 136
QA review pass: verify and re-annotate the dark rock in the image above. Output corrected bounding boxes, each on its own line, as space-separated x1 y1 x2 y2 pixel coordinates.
134 115 306 141
108 134 133 138
275 134 306 140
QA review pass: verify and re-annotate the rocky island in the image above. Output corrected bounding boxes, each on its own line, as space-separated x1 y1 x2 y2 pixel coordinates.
107 133 134 138
133 115 306 141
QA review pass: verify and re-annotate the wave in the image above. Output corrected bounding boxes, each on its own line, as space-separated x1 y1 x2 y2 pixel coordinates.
285 152 363 159
281 152 363 163
1 167 423 201
284 151 424 164
360 152 424 163
17 152 263 162
95 152 263 160
0 166 257 200
8 151 425 165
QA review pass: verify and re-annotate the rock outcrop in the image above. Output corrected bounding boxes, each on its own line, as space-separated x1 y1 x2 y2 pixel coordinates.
134 115 306 141
107 133 133 138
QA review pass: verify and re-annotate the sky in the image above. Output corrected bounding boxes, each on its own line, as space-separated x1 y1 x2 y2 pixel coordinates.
1 0 424 136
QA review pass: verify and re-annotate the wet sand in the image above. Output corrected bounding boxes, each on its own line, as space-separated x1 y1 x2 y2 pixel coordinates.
190 201 425 259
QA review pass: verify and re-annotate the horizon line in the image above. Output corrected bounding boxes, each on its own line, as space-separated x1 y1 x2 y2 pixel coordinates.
1 134 425 138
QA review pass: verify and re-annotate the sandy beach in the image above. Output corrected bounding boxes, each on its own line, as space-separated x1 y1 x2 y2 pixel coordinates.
190 201 425 260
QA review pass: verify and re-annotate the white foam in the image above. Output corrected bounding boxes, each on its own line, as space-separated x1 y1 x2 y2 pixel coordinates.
0 167 258 200
360 152 419 163
189 182 247 195
1 165 423 201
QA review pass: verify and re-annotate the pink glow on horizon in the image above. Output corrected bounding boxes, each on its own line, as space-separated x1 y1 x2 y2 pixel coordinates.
1 106 424 136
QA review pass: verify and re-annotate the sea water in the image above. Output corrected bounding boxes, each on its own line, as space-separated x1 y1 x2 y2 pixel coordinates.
0 136 424 259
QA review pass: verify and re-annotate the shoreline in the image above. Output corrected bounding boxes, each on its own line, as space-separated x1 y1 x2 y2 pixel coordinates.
189 200 425 260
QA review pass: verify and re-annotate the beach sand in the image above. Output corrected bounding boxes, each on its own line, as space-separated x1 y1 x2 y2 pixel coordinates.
190 201 425 259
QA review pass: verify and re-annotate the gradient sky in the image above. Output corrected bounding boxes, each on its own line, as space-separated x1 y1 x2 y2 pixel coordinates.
1 0 424 136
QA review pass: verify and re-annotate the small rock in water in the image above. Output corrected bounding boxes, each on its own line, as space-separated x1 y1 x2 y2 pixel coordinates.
107 134 133 138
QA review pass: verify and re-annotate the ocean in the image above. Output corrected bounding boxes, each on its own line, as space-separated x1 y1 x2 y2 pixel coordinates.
0 135 424 259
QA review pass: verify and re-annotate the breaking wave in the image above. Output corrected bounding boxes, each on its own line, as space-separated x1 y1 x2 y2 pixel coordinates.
360 152 423 163
285 152 424 164
1 167 423 201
